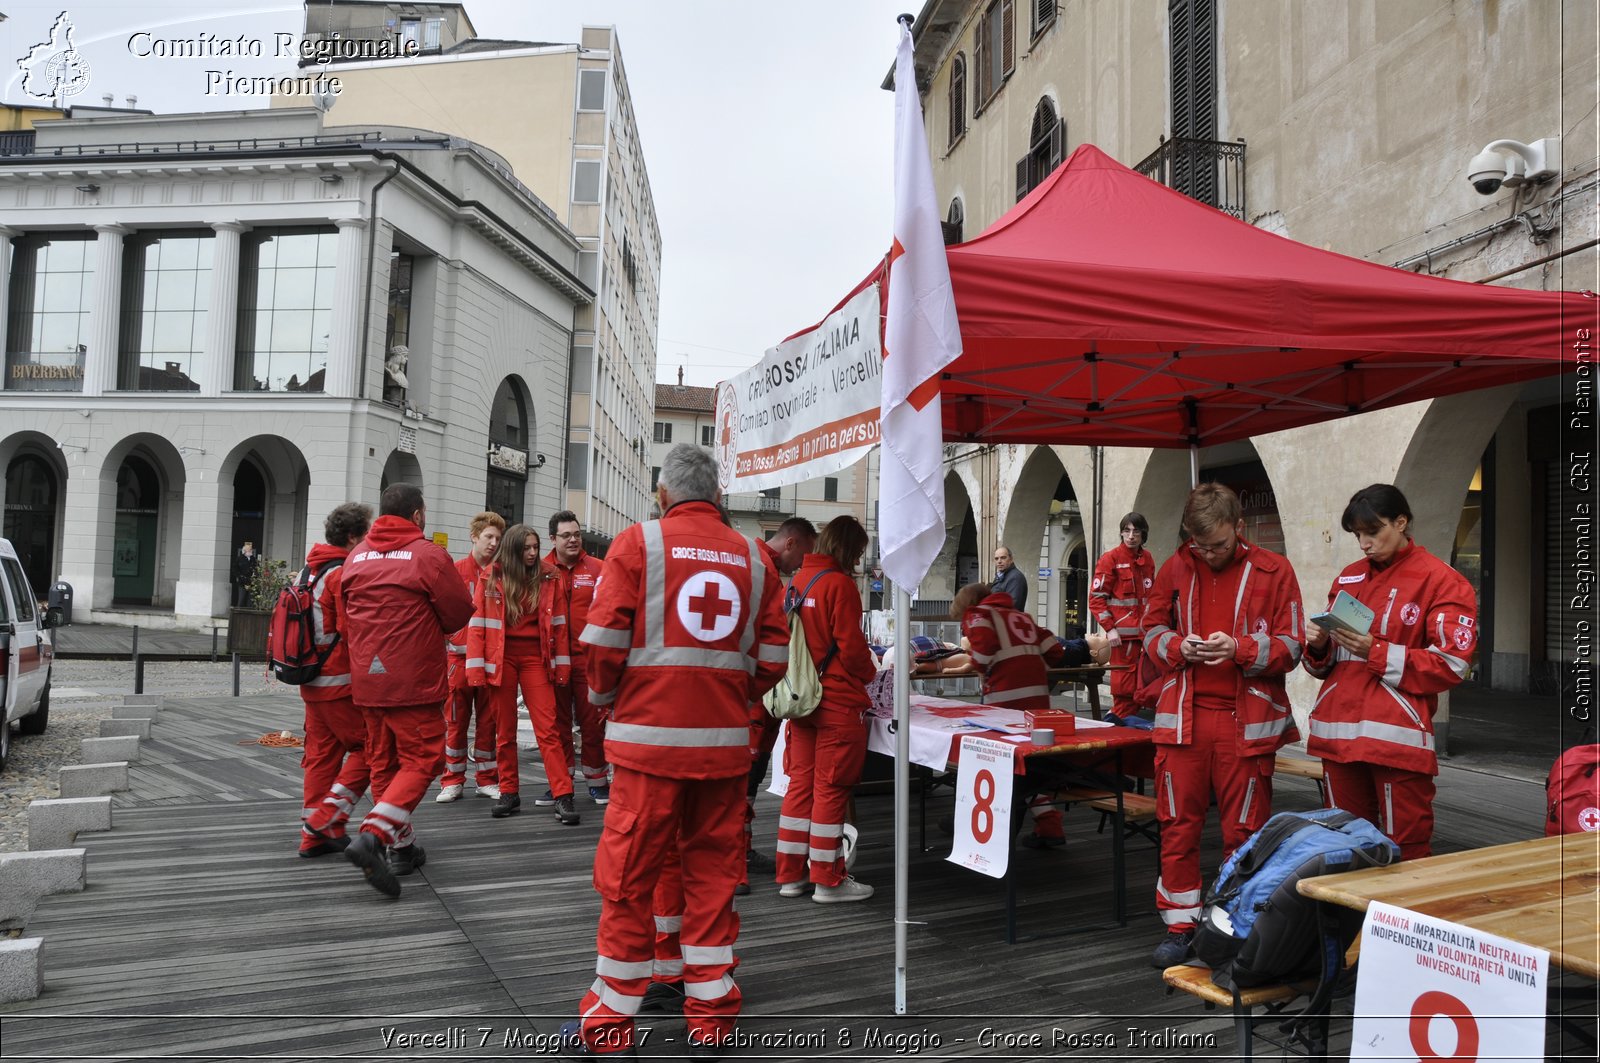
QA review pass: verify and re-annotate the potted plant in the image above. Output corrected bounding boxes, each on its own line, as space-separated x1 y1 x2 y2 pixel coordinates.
227 558 292 658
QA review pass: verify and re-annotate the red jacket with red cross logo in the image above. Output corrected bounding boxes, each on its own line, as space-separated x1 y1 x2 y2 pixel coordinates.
300 541 354 704
545 548 604 669
961 592 1065 712
1090 542 1157 642
578 500 789 779
1141 537 1304 756
447 553 485 691
1302 542 1476 775
333 516 474 709
790 553 877 716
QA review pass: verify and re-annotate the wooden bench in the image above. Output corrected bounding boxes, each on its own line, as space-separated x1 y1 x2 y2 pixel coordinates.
1274 752 1327 802
1090 792 1159 847
1163 963 1318 1060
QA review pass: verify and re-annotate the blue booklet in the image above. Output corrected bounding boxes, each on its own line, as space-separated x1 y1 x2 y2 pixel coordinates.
1310 590 1374 636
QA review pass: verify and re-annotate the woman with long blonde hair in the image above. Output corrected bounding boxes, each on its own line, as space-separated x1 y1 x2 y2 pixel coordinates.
466 523 576 824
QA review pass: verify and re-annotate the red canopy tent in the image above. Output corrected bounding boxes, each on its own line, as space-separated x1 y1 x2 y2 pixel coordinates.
934 144 1594 448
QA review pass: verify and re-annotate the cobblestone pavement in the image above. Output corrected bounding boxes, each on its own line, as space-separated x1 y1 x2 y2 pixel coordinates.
0 659 282 854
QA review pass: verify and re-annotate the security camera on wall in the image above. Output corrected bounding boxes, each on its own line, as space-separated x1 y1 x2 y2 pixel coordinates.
1467 137 1560 196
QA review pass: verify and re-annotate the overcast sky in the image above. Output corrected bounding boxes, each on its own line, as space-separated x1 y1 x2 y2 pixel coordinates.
1 0 905 389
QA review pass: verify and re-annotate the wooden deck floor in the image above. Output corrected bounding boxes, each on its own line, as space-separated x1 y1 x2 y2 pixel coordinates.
0 692 1589 1061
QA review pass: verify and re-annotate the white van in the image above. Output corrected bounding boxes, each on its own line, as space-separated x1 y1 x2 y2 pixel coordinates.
0 537 55 771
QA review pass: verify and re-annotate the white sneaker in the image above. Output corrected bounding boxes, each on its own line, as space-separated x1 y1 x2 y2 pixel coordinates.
813 876 874 904
475 784 501 799
434 784 463 803
777 880 812 898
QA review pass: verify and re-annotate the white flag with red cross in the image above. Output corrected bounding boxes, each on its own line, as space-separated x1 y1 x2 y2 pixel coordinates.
879 16 962 593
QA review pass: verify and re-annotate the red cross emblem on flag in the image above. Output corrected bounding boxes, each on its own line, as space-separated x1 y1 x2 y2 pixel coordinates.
678 570 741 641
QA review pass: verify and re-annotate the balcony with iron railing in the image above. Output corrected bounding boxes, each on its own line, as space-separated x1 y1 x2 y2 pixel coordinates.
1134 136 1246 220
725 492 795 516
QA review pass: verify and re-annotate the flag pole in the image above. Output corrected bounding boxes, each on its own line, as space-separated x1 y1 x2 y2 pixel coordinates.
892 582 911 1014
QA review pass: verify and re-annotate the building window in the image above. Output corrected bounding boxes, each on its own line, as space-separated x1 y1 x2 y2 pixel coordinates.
1031 0 1057 39
824 477 839 502
701 424 714 447
1016 97 1066 201
653 421 672 444
4 233 94 392
422 17 443 52
1170 0 1219 202
573 159 603 204
578 68 607 111
651 466 660 490
974 0 1015 111
383 251 414 406
570 344 593 393
943 198 964 246
234 228 336 392
567 441 589 489
948 53 967 147
117 230 212 392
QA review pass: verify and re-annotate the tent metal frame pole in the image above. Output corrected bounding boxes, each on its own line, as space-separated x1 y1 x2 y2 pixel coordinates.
893 584 911 1014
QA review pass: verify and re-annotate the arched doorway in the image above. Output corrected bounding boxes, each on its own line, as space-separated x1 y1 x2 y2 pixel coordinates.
4 452 61 594
380 451 424 496
231 459 267 567
113 454 162 604
486 376 532 525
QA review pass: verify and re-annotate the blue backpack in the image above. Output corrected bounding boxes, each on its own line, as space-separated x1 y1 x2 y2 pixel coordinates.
1194 807 1398 990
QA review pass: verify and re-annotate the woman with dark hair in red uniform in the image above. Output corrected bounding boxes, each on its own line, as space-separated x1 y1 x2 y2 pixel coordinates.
1304 483 1477 860
774 515 878 903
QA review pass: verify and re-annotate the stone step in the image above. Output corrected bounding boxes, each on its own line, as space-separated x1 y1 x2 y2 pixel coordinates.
27 796 113 851
59 762 130 799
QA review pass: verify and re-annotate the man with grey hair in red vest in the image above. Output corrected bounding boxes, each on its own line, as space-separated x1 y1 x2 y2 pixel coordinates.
559 444 788 1060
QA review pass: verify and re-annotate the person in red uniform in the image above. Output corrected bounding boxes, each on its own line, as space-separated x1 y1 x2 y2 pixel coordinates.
741 516 815 890
558 444 787 1059
774 515 878 904
330 483 473 898
1091 511 1159 724
296 502 372 857
1141 483 1304 967
952 581 1076 848
546 510 608 804
466 524 574 823
438 511 505 803
1304 483 1476 860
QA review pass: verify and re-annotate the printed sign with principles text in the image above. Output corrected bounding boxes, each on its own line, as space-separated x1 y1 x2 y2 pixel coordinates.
716 283 882 492
1350 900 1547 1061
946 735 1015 878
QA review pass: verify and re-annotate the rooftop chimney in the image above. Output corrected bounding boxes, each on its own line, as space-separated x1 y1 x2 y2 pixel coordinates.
125 95 137 108
102 94 113 107
677 366 683 386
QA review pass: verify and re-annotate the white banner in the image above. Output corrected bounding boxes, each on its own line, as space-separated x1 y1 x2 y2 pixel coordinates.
715 283 882 492
1350 900 1548 1061
946 735 1015 878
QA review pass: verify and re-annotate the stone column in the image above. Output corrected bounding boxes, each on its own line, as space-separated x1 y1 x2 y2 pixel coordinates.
0 226 16 380
326 217 368 397
82 224 129 396
202 222 246 397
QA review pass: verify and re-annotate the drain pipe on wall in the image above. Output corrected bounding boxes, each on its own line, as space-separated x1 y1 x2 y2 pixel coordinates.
357 155 404 400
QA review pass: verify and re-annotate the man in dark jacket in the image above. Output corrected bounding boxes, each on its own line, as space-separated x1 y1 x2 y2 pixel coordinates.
991 544 1028 611
330 483 473 898
231 541 258 607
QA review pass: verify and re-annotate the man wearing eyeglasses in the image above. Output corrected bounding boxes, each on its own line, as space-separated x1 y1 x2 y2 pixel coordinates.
1140 483 1305 969
547 511 610 804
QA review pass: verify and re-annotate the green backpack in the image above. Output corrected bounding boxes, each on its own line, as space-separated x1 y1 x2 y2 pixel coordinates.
763 570 840 720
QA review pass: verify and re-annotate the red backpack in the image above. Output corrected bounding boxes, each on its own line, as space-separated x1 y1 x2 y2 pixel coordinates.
1545 743 1600 836
267 560 340 685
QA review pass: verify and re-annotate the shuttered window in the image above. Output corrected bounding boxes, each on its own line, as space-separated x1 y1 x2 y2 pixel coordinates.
943 198 964 246
1032 0 1056 39
1015 98 1067 201
974 0 1014 112
948 54 967 147
1169 0 1218 203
